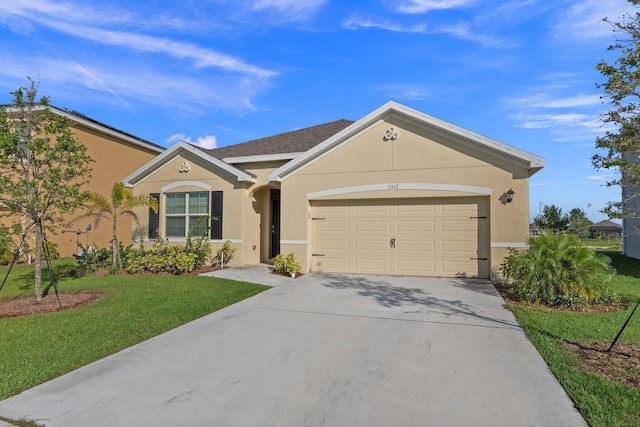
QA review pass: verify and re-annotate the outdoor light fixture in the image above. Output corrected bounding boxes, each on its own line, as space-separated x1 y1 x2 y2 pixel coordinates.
506 188 515 203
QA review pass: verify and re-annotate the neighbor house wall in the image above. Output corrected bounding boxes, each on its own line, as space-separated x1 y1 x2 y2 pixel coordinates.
1 118 162 258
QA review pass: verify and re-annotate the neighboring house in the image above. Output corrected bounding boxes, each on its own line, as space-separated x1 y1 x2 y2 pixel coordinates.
529 222 540 236
589 220 622 239
1 106 165 257
124 101 545 279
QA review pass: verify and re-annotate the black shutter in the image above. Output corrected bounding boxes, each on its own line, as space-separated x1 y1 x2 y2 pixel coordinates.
211 191 223 239
148 193 160 239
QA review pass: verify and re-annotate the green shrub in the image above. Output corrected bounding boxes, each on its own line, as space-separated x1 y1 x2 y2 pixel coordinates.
44 241 59 260
501 231 619 308
273 253 301 276
184 229 212 269
74 246 111 274
0 225 15 265
170 252 198 275
214 240 236 267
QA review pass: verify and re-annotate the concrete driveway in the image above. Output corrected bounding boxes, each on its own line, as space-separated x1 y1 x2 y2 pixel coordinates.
0 267 587 427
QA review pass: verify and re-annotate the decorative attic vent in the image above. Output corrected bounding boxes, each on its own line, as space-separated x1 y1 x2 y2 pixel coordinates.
179 161 190 173
384 127 399 141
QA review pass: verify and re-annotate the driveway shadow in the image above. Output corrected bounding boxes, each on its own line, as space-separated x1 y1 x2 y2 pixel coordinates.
319 273 520 330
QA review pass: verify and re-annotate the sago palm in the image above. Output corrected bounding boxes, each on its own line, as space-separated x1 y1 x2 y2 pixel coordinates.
83 182 158 269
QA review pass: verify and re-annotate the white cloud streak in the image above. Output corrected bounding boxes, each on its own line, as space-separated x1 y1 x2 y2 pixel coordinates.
394 0 477 14
167 134 218 149
342 16 507 47
553 0 633 41
45 21 275 78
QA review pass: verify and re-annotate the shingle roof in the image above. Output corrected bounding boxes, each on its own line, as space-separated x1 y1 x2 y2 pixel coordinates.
589 220 622 230
204 119 354 159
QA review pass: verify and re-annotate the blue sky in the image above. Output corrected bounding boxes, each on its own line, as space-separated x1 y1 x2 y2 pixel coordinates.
0 0 633 222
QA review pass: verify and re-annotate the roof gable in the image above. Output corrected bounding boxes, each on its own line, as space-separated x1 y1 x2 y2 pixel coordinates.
122 141 256 187
268 101 545 182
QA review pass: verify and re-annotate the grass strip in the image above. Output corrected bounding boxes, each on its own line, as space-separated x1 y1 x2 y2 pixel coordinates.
508 251 640 427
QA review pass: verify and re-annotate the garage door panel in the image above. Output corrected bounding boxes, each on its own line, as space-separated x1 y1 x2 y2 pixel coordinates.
396 259 436 274
355 258 392 272
311 198 488 278
316 220 350 232
354 239 390 251
354 204 392 214
397 204 435 213
313 258 350 271
397 220 435 232
441 220 477 233
314 205 350 215
315 239 350 250
354 221 391 232
397 240 435 253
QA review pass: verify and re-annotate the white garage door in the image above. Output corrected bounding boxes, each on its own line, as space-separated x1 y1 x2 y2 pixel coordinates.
310 198 489 278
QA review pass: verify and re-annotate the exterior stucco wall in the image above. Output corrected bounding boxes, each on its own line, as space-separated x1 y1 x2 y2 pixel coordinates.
131 153 248 267
278 118 531 276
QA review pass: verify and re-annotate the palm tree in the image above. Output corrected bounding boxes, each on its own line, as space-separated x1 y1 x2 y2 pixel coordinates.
83 182 158 269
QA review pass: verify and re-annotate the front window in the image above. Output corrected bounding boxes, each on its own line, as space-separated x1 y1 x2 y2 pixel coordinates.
165 192 209 238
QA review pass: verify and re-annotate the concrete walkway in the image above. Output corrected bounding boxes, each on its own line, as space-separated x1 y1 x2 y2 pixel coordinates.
0 267 587 426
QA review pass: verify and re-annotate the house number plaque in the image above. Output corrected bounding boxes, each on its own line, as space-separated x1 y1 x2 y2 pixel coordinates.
387 184 399 190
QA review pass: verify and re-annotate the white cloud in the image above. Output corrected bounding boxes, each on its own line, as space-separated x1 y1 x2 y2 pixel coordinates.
515 113 595 129
510 93 603 109
0 0 276 79
553 0 633 41
342 16 427 33
395 0 477 14
226 0 327 23
376 83 431 100
343 16 507 47
167 133 218 149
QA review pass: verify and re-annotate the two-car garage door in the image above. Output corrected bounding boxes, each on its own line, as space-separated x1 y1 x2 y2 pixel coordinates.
310 197 489 278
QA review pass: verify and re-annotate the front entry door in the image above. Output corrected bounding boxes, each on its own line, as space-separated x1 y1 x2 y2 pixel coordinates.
270 189 281 258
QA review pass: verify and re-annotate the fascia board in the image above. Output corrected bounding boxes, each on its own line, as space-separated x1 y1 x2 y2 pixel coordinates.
123 141 256 187
268 101 545 182
222 152 304 164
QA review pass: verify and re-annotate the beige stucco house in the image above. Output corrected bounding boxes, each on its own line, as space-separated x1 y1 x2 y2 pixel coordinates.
124 101 545 278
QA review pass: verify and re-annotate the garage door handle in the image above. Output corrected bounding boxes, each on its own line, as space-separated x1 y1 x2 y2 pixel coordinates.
390 238 396 249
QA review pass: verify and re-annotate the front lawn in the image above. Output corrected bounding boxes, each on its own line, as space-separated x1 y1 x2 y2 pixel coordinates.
507 251 640 427
0 259 268 400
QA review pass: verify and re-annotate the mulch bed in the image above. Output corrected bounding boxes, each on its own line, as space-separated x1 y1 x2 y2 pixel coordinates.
564 341 640 389
0 291 105 319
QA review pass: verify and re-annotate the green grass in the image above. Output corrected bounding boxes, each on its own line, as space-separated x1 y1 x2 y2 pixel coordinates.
582 238 623 249
0 259 268 400
508 250 640 427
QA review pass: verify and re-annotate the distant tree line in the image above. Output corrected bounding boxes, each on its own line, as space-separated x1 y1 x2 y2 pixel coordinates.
533 205 593 237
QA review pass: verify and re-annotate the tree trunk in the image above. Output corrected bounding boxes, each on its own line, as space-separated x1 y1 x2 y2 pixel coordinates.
34 222 42 302
112 220 122 270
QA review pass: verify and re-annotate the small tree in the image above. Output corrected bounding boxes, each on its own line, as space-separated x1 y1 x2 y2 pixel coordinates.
567 208 593 238
0 79 93 301
593 1 640 218
82 181 158 270
534 204 569 233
